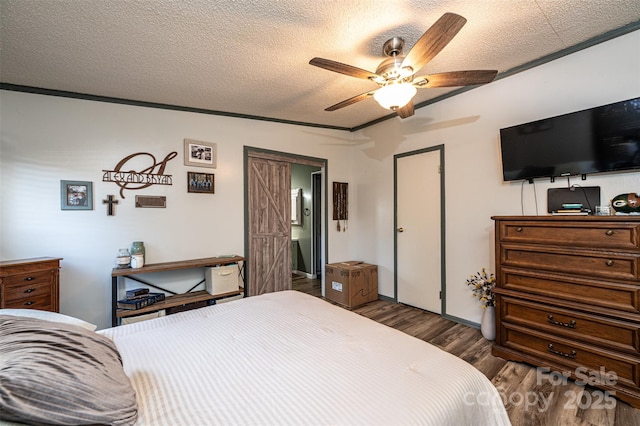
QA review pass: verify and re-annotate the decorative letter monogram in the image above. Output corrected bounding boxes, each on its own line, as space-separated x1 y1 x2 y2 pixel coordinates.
103 152 177 198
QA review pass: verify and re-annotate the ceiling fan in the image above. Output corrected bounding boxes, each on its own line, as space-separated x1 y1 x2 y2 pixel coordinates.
309 13 498 119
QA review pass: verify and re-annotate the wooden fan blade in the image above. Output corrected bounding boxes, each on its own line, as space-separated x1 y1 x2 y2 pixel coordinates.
396 101 415 119
401 13 467 74
309 57 379 80
325 91 376 111
414 70 498 88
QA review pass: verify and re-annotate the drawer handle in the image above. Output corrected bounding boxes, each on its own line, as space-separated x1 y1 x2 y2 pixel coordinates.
548 343 576 359
547 314 576 329
605 230 614 236
24 276 35 281
23 301 35 306
23 288 35 293
516 227 523 232
605 259 614 267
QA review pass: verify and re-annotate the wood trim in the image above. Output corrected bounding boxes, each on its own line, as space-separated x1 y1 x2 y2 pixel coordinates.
247 148 325 167
111 256 244 277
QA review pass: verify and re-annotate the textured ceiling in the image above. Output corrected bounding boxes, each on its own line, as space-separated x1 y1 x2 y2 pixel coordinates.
1 0 639 130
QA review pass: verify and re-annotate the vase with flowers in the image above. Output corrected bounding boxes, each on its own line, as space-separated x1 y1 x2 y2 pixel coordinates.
467 268 496 340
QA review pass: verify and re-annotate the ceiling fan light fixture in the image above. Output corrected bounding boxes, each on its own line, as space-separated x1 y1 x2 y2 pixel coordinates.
373 82 417 110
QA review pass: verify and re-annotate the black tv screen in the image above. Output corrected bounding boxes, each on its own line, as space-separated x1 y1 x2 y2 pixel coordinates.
500 97 640 182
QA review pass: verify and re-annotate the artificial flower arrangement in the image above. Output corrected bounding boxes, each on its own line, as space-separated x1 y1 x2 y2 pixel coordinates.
466 268 496 308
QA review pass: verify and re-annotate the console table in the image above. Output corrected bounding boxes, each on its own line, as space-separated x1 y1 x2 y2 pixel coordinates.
111 256 245 326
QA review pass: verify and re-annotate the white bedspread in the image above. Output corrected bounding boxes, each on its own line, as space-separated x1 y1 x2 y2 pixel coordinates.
100 291 510 425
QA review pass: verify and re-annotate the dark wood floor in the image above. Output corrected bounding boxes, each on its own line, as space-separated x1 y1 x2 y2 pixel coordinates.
292 276 640 426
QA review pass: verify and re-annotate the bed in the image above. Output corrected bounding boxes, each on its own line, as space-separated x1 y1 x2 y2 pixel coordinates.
1 291 511 425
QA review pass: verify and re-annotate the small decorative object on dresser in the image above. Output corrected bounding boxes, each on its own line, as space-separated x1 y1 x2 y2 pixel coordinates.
492 215 640 408
611 193 640 214
0 257 62 312
466 268 496 340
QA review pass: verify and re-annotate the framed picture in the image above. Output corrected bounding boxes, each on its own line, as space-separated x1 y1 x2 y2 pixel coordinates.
187 172 215 194
60 180 93 210
184 139 216 168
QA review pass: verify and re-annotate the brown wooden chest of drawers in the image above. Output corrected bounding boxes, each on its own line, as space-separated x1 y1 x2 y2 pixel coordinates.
492 216 640 408
0 257 62 312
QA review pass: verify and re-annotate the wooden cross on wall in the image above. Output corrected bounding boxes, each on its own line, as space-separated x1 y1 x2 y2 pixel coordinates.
102 195 119 216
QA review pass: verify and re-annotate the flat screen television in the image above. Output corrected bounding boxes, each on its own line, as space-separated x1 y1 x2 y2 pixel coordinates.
500 97 640 182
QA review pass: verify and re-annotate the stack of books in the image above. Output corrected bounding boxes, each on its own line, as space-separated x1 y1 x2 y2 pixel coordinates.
552 203 590 216
117 288 166 310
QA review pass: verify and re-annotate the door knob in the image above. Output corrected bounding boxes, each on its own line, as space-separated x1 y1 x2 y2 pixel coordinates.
397 227 404 232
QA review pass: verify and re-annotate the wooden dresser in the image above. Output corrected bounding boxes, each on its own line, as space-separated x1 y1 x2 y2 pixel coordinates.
492 216 640 408
0 257 62 312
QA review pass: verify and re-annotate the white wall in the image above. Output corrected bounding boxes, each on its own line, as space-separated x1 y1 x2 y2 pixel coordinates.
351 29 640 324
0 93 359 329
2 30 639 330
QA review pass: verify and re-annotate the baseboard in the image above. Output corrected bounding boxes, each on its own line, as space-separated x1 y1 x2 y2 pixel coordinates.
292 270 316 279
378 294 393 303
442 312 480 329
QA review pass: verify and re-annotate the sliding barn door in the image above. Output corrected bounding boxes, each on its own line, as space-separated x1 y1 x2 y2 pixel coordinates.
247 156 292 296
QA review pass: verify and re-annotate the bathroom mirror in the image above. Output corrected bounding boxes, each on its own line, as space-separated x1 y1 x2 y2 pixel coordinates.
291 188 302 225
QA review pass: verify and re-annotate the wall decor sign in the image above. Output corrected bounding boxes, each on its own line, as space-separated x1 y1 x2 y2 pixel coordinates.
135 195 167 208
184 139 217 168
187 171 215 194
60 180 93 210
102 152 177 198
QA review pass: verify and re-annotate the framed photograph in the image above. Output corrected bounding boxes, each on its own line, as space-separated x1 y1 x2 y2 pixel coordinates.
184 139 216 168
187 172 215 194
60 180 93 210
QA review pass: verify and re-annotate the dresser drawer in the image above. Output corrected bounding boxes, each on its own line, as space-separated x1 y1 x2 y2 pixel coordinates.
2 293 52 310
4 281 52 302
501 268 640 314
501 323 640 390
499 221 640 250
2 270 53 286
501 244 640 281
500 295 640 354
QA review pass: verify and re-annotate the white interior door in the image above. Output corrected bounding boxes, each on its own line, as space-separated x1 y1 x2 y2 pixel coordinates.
396 149 442 313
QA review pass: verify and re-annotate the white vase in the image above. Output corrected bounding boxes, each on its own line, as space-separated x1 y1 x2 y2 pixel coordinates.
481 306 496 341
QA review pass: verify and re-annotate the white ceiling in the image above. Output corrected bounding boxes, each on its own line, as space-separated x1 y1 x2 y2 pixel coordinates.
1 0 639 130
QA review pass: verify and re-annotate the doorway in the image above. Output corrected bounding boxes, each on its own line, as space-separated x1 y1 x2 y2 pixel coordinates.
394 145 445 314
291 164 322 279
244 147 327 297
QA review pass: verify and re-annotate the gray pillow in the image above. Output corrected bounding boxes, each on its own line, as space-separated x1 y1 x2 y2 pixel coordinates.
0 309 97 331
0 315 138 425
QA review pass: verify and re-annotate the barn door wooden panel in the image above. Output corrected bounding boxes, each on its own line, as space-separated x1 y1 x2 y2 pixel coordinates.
247 156 292 296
